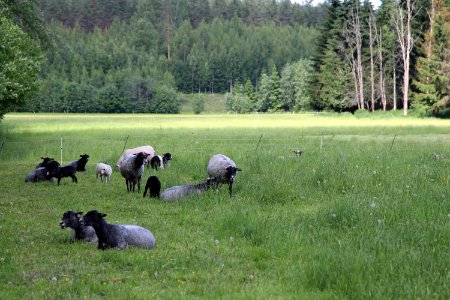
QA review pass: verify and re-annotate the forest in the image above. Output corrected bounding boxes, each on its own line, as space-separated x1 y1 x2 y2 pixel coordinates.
1 0 449 116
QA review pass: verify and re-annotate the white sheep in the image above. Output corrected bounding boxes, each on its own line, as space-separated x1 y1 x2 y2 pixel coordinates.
96 163 112 183
82 210 156 250
116 145 155 169
207 154 242 197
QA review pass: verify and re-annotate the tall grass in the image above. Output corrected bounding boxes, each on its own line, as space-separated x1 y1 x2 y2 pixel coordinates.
0 113 449 299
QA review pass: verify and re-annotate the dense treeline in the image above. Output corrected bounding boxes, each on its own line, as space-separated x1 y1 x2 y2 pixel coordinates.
313 0 449 116
37 0 327 31
22 0 323 113
2 0 449 116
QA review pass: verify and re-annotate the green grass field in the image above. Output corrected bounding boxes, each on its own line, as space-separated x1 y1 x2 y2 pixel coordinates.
0 113 449 299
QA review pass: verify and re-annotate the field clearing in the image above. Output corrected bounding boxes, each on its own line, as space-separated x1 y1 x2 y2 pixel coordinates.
0 113 449 299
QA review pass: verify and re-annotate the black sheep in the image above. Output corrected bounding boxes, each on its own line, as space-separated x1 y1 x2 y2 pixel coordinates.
66 154 89 172
150 153 172 170
53 165 78 186
143 176 161 198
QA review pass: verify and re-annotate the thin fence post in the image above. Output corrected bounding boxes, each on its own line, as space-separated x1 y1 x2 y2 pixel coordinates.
60 137 63 165
320 132 323 151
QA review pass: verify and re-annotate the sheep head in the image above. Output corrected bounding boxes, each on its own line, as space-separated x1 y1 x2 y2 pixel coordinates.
60 210 84 229
82 210 107 226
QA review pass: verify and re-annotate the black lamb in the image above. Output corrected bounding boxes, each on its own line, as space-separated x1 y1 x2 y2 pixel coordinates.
66 154 89 172
150 153 172 170
143 176 161 198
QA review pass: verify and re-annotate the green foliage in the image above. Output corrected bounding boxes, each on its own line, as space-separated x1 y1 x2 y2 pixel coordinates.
0 114 449 298
0 16 42 118
192 93 205 114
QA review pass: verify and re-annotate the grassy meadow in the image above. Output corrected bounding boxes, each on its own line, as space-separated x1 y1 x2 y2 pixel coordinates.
0 113 449 299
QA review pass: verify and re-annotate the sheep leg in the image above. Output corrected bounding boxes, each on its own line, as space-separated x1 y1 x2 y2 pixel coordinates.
96 173 99 182
228 182 233 198
71 175 78 183
137 176 141 193
57 177 62 186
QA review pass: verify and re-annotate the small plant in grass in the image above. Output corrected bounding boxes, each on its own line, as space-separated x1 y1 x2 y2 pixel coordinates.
193 94 205 114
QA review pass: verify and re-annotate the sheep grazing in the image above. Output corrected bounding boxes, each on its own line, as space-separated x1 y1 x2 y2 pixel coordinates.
160 179 212 202
119 152 149 192
207 154 242 197
81 210 156 250
150 153 172 170
96 163 112 183
25 159 60 183
59 210 98 243
143 176 161 198
117 145 155 169
66 154 89 172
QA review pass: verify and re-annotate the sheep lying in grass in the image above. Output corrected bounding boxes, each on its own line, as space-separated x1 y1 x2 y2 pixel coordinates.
25 159 60 183
160 179 212 201
119 152 149 192
82 210 156 250
96 163 112 183
66 154 89 172
150 153 172 170
117 146 155 169
143 176 161 198
207 154 242 197
59 210 98 243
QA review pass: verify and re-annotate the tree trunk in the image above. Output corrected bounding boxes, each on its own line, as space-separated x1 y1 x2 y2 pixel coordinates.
368 13 375 111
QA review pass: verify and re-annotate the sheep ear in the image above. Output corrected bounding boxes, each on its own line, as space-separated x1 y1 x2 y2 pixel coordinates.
237 168 242 172
100 213 107 218
77 211 83 215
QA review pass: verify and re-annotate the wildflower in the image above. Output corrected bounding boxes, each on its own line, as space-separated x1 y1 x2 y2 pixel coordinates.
214 239 219 245
370 202 376 209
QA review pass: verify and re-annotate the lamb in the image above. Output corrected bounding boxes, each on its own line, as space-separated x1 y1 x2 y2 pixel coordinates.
119 152 149 192
25 159 60 183
54 165 78 186
36 157 55 169
207 154 242 197
59 210 98 243
150 153 172 170
160 178 212 201
143 176 161 198
66 154 89 172
81 210 156 250
96 163 112 183
116 145 155 169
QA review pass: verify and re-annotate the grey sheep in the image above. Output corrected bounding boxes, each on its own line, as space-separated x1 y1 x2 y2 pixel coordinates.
207 154 242 197
59 210 98 243
82 210 156 250
25 167 55 183
119 152 149 192
160 179 212 201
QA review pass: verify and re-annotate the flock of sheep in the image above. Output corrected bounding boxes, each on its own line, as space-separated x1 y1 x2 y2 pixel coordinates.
25 145 242 251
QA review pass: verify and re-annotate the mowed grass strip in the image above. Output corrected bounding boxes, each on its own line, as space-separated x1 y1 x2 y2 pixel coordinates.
0 113 449 299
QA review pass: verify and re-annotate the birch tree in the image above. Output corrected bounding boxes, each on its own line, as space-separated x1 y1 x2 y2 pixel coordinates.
393 0 414 116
